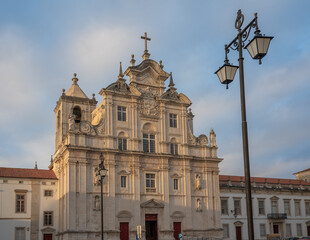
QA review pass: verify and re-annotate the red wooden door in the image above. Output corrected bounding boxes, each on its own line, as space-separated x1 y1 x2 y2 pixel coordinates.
273 224 279 234
43 234 53 240
236 226 242 240
173 222 181 240
307 225 310 236
120 222 129 240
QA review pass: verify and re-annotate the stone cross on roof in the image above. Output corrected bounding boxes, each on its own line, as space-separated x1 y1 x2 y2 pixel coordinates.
141 32 151 60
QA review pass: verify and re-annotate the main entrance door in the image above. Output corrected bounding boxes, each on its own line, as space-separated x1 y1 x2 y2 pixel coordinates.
273 224 279 234
43 234 52 240
236 226 242 240
120 222 129 240
145 214 158 240
173 222 181 240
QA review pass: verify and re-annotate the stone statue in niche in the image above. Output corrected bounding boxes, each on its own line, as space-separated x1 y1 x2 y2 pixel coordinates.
94 195 100 210
68 113 76 131
210 129 217 147
195 174 201 190
196 198 202 212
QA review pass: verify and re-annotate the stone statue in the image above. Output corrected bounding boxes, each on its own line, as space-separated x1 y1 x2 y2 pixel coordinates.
69 113 76 131
210 129 217 147
195 174 201 190
95 196 100 210
196 198 202 212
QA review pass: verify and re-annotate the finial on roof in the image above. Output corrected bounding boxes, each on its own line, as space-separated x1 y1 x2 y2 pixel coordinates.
118 62 124 78
62 88 66 96
92 93 95 99
50 155 53 163
169 72 175 88
141 32 151 60
72 73 78 85
130 54 136 66
159 60 164 69
34 161 38 169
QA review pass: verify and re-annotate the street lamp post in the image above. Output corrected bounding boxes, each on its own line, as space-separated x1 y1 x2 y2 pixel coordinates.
215 10 273 240
96 153 108 240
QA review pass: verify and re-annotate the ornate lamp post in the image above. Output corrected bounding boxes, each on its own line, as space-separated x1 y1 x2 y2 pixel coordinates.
96 153 108 240
215 10 273 240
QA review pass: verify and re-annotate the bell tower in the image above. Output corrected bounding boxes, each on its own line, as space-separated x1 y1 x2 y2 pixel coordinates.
54 73 97 150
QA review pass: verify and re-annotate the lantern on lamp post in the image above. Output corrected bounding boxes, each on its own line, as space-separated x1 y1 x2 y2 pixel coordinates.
215 10 273 240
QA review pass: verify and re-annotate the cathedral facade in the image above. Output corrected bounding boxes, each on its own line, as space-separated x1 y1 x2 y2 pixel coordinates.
52 40 222 240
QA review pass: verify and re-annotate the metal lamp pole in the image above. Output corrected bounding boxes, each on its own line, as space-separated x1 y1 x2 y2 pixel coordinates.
215 10 273 240
97 153 107 240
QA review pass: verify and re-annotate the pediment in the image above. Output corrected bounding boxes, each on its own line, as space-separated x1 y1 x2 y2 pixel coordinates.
116 210 132 219
171 173 183 178
170 211 185 218
118 169 132 175
140 198 165 208
41 227 56 233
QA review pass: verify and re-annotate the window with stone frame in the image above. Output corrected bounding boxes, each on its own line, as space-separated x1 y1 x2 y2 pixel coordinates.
170 138 178 155
44 211 53 226
286 223 292 237
295 200 301 216
15 227 25 240
121 176 127 188
117 106 126 122
173 179 179 191
169 113 177 128
221 198 228 215
145 173 156 192
297 223 302 236
258 199 265 215
143 134 155 153
118 138 127 151
284 199 291 216
16 192 26 213
44 190 53 197
234 199 241 215
223 224 229 238
271 198 279 214
305 201 310 215
260 224 266 237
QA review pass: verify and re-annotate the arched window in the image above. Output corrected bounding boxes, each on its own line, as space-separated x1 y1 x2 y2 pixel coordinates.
118 132 127 151
142 123 156 153
170 138 178 155
72 106 81 123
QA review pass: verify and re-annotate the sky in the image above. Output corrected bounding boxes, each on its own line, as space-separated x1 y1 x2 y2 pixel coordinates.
0 0 309 179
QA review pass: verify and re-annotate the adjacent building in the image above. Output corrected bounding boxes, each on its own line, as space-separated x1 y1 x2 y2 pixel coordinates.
220 174 310 240
0 167 58 240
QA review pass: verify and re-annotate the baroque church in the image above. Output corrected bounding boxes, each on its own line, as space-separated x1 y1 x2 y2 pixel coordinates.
51 34 222 240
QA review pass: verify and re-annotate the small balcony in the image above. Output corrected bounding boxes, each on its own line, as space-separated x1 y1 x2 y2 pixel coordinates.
267 213 287 219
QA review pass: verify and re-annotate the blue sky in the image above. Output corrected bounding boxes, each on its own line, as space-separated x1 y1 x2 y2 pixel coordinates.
0 0 309 178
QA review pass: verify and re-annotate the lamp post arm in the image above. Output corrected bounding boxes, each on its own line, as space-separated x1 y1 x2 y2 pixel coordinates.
225 15 258 52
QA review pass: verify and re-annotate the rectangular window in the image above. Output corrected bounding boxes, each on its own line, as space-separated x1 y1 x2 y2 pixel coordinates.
234 199 241 215
297 223 302 236
16 193 26 213
143 134 155 153
169 113 177 128
295 200 301 216
117 106 126 121
223 224 229 238
260 224 266 237
44 211 53 226
118 138 127 151
44 190 53 197
284 200 291 216
221 199 228 215
19 181 23 184
258 199 265 215
15 227 25 240
286 223 291 237
271 200 278 214
121 176 127 188
3 179 8 183
173 179 179 190
170 143 178 155
306 201 310 215
146 173 156 192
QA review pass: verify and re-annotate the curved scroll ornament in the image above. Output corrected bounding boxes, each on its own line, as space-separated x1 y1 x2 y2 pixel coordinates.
235 9 244 30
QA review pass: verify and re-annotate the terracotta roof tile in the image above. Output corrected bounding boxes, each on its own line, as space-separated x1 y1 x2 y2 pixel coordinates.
0 167 57 180
293 168 310 175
